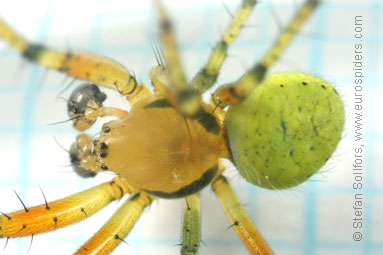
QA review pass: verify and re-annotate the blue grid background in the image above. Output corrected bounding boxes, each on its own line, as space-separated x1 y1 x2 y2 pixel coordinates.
0 0 382 254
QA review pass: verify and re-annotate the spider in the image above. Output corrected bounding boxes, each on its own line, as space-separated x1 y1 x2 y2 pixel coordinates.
0 0 345 254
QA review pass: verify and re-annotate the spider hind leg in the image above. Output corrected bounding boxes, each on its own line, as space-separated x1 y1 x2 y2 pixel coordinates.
0 19 151 105
153 0 203 117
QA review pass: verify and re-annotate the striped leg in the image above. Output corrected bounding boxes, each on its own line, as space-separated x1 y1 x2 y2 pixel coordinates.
74 192 153 255
213 0 321 106
181 194 201 255
153 0 201 117
0 177 135 238
211 176 273 255
190 0 257 93
0 19 151 104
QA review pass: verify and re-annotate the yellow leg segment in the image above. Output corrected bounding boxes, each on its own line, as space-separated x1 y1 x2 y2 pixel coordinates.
214 0 321 105
74 192 153 255
212 176 273 255
181 194 201 255
153 0 188 93
0 19 29 52
0 19 151 104
74 106 129 131
0 177 134 238
190 0 257 93
153 0 201 117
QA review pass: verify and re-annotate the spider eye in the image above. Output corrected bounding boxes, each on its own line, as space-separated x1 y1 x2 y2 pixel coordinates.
225 72 345 189
67 83 107 119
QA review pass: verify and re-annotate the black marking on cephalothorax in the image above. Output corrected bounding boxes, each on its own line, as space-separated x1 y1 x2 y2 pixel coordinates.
194 110 220 135
144 98 173 109
146 166 218 198
144 98 220 135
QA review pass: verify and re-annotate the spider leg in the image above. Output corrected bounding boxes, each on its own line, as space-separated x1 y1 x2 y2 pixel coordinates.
73 192 153 255
181 194 201 255
72 106 129 131
0 19 151 104
211 176 273 255
0 177 135 238
190 0 257 93
213 0 321 106
153 0 201 117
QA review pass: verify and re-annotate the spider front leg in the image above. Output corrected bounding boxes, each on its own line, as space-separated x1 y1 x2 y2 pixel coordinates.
153 0 203 117
0 177 135 238
190 0 257 93
0 19 151 104
213 0 321 106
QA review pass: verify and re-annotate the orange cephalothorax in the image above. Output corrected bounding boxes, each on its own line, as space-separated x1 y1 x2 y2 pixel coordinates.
97 95 226 198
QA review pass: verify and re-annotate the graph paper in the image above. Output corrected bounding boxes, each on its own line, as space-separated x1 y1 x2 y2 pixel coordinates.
0 0 381 254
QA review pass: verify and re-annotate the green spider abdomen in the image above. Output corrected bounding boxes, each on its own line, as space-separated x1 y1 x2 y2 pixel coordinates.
225 72 345 189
